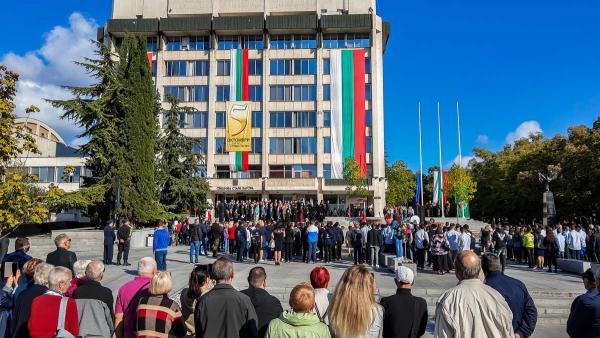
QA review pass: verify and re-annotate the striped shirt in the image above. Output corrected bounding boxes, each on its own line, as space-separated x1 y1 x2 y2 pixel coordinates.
136 294 186 338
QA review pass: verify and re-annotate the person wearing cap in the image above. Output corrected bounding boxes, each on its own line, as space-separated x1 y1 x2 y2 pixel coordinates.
380 266 428 338
567 268 600 338
103 220 116 265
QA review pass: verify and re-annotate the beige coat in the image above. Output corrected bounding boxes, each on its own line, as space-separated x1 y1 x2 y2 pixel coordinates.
434 279 514 338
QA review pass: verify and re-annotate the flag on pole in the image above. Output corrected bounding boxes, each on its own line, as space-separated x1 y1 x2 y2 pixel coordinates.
432 170 439 205
459 203 471 218
330 49 367 178
228 48 249 172
415 172 422 205
443 170 448 205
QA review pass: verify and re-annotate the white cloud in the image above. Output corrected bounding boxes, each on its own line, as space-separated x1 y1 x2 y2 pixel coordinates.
476 134 489 144
446 154 482 169
505 120 543 145
1 13 97 146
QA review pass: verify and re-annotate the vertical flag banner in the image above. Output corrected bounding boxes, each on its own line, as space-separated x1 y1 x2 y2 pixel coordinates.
147 52 153 75
330 49 367 178
228 48 250 172
432 170 439 205
415 172 422 205
442 171 448 205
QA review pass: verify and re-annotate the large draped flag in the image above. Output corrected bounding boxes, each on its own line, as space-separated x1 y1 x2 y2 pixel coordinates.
432 170 440 205
330 49 367 178
228 48 249 172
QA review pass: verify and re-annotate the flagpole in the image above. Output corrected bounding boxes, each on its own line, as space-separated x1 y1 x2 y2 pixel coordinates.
437 102 445 218
418 102 424 207
457 101 464 219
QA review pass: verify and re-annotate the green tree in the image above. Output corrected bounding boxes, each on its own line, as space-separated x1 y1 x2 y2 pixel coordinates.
446 164 477 214
158 94 209 214
385 160 415 206
343 159 369 198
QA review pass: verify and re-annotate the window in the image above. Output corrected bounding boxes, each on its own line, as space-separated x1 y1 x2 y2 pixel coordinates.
365 84 372 101
323 84 331 101
270 35 292 49
242 35 264 49
57 166 80 183
216 112 226 128
146 37 159 52
179 112 187 128
215 138 227 154
248 59 263 75
324 137 331 153
218 36 239 50
215 165 230 179
293 35 317 49
270 111 316 128
31 167 56 183
189 36 210 51
365 57 371 74
347 33 371 48
165 61 187 77
366 110 372 128
293 85 316 101
167 37 181 51
193 61 209 76
323 111 331 127
270 137 317 154
152 61 157 76
269 85 292 102
366 136 373 153
114 37 124 48
293 59 317 75
249 85 262 102
270 165 316 178
251 137 262 153
270 59 292 75
252 111 262 128
323 164 332 179
191 86 209 102
216 86 230 101
192 111 208 128
192 138 208 155
195 165 208 178
164 86 185 102
323 34 345 49
323 58 330 75
217 60 231 76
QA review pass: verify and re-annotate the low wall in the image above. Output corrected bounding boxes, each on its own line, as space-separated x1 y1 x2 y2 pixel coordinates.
50 228 155 249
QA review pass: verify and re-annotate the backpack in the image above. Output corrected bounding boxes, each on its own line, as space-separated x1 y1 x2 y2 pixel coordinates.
54 297 76 338
351 231 363 247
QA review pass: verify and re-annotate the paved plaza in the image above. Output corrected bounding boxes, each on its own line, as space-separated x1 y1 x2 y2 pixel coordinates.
66 244 580 338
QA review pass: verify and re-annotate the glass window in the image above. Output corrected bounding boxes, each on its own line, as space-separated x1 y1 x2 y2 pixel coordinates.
365 57 371 74
195 165 208 178
242 35 264 49
323 34 345 49
323 84 331 101
323 111 331 127
191 86 209 102
251 137 262 153
347 33 371 48
192 111 208 128
164 86 185 102
216 86 230 102
252 111 262 128
114 37 124 49
215 165 230 179
293 85 316 101
152 61 157 76
269 85 292 102
292 165 316 178
324 137 331 153
293 35 317 49
365 84 372 101
216 111 226 128
249 85 262 102
146 37 158 52
217 60 231 76
269 137 316 154
295 111 316 128
323 58 330 75
217 36 239 50
167 37 181 51
165 61 187 77
193 61 209 76
248 59 262 75
179 112 187 128
366 109 372 128
189 36 210 51
215 138 227 154
293 59 317 75
270 35 292 49
192 138 208 155
323 164 332 179
270 59 292 75
366 136 373 153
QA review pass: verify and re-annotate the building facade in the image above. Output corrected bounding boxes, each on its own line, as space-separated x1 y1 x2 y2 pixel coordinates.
102 0 390 216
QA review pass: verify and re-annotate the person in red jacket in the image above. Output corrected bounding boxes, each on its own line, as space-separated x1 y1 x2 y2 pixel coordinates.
29 266 79 338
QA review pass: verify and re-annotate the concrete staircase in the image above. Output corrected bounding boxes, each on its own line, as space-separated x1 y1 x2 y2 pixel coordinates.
432 217 489 234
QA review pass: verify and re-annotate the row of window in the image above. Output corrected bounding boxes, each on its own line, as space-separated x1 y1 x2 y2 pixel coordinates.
163 86 209 102
215 138 262 154
128 34 370 52
216 60 263 76
169 110 373 129
215 85 263 102
212 164 374 179
16 166 84 183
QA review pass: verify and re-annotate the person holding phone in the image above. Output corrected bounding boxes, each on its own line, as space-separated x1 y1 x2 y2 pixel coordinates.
1 238 31 276
0 268 20 337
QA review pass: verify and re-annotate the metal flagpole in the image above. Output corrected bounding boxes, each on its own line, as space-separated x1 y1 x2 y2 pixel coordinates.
437 102 445 218
456 101 464 219
418 102 424 207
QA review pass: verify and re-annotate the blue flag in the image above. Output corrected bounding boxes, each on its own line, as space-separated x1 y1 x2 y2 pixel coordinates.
415 172 422 206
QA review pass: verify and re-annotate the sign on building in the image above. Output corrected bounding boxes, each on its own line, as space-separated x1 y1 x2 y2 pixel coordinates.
226 101 252 152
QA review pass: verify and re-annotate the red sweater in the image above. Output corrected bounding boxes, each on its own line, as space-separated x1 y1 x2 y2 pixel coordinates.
29 293 79 338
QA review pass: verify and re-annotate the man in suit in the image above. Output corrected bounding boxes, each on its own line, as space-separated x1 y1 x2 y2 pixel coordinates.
46 233 78 272
241 267 283 338
103 220 116 265
117 221 133 266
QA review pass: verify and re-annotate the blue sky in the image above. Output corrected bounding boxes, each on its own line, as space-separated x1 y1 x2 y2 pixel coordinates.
2 0 599 170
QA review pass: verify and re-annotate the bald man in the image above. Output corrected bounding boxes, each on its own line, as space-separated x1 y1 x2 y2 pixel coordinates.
434 251 514 338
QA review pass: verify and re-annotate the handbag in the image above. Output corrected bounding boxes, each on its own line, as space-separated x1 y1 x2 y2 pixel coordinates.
53 297 76 338
269 239 275 250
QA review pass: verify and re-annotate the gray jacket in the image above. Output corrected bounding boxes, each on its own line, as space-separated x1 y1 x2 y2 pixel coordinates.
75 298 114 338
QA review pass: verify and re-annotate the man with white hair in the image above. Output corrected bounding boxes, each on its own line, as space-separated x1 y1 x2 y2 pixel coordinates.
73 261 115 318
567 268 600 337
10 263 54 338
28 266 79 337
66 259 91 297
115 257 157 338
46 233 78 272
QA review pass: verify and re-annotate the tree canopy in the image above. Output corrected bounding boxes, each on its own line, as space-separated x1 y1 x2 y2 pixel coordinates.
385 160 416 206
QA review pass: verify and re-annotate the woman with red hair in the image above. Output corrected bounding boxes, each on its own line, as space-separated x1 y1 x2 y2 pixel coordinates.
310 266 332 324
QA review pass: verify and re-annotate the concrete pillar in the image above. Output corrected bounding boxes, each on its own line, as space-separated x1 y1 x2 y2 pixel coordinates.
206 33 217 178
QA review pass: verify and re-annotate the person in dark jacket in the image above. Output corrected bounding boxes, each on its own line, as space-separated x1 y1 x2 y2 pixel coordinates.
380 266 428 338
241 267 283 338
482 253 537 338
236 222 248 262
332 222 344 261
189 219 202 264
72 261 115 320
1 237 32 278
11 262 53 338
117 221 133 266
46 233 77 272
567 268 600 338
367 224 383 268
103 220 116 265
194 257 258 338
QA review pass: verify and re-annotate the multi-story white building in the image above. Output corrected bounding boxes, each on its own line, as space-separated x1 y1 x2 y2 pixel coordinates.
101 0 390 216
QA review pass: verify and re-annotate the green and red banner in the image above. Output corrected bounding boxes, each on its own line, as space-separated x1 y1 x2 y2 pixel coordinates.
330 49 367 178
228 48 249 172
